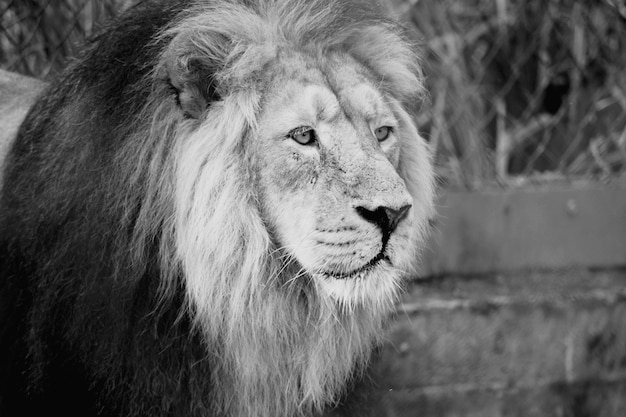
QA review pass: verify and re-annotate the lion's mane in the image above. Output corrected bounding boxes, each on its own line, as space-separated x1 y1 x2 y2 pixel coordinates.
0 1 432 416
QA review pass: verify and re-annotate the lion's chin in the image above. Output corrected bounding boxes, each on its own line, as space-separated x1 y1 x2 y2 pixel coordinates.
312 260 403 309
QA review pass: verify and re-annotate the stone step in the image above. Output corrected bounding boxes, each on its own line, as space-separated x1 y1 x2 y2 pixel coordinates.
368 269 626 417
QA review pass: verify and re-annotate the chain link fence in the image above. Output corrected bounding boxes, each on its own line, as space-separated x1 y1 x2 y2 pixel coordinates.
0 0 132 77
402 0 626 187
1 0 625 187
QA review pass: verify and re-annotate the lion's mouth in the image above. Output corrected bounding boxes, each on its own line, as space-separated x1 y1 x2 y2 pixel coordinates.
321 252 390 280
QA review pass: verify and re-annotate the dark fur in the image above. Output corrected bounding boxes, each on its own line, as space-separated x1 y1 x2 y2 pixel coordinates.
0 2 233 416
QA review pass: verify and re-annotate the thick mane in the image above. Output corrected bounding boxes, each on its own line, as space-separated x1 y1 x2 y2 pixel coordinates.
158 0 425 110
0 1 429 416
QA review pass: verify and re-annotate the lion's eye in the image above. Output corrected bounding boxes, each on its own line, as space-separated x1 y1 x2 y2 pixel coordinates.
374 126 393 142
288 127 316 145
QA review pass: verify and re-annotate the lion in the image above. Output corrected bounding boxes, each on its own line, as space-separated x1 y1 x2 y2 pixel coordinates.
0 1 435 416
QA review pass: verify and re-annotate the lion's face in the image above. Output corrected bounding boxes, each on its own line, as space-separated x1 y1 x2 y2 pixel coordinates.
252 52 429 306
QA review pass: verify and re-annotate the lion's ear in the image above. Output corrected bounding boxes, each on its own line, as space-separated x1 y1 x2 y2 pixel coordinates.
160 33 227 119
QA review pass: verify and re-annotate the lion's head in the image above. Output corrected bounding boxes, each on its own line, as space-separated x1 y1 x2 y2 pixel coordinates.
0 1 434 417
167 0 434 308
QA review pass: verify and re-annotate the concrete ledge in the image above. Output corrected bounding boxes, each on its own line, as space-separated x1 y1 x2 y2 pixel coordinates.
420 180 626 276
0 70 45 189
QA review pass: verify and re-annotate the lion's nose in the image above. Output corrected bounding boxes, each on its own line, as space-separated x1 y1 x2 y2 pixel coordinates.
355 204 412 237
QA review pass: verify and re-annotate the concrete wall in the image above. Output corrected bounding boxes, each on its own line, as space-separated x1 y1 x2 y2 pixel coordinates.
372 270 626 416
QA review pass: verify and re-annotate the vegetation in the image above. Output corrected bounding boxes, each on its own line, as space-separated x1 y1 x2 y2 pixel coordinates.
409 0 626 186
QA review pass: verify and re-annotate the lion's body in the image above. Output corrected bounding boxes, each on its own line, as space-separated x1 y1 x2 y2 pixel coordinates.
0 1 434 416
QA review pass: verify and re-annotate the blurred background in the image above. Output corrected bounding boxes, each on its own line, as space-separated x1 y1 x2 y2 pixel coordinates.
1 0 625 416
